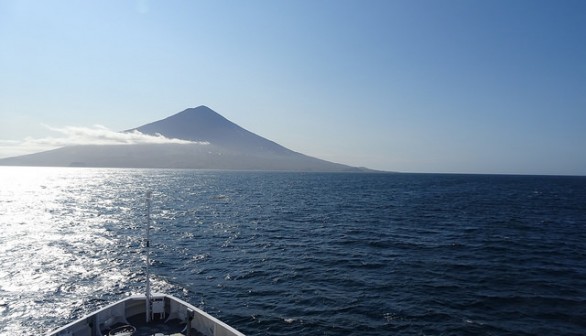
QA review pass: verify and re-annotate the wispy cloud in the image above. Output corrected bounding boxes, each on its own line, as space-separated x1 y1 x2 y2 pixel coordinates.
0 125 207 159
41 125 204 145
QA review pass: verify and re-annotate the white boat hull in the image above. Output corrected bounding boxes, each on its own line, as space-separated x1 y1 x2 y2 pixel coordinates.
47 293 245 336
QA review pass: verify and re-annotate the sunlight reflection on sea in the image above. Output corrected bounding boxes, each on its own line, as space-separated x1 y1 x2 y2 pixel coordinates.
0 167 158 334
1 168 585 335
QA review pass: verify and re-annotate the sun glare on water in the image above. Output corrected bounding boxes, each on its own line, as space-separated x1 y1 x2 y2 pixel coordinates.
0 167 147 334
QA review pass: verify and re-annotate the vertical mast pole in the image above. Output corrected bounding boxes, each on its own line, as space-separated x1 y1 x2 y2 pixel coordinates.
145 191 152 323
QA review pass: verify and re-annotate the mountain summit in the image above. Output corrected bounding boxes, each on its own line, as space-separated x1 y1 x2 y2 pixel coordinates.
128 105 291 154
0 106 365 171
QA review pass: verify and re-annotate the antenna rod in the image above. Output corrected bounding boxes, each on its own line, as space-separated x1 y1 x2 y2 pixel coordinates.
145 191 152 323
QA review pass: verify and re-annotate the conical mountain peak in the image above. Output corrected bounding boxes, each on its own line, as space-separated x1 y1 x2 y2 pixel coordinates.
129 106 241 144
170 105 227 122
0 106 366 171
150 105 231 129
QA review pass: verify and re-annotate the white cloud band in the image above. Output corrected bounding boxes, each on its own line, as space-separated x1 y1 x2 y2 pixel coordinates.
0 125 207 159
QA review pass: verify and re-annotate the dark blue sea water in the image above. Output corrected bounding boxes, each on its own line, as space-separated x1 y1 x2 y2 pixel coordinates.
0 168 585 335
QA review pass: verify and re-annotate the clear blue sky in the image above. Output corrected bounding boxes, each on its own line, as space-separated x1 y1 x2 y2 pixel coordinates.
1 0 584 175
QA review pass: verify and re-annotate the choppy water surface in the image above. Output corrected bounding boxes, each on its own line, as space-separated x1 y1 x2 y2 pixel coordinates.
0 167 585 335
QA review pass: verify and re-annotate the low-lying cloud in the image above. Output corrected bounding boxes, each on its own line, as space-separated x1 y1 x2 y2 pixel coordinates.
42 125 205 145
0 125 207 159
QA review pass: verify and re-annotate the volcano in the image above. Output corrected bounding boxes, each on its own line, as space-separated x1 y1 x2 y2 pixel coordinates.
0 106 365 172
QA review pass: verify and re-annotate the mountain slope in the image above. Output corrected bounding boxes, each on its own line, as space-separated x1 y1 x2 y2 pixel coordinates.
128 105 291 154
0 106 365 171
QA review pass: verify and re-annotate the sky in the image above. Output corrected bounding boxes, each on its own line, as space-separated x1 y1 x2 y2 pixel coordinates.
0 0 585 175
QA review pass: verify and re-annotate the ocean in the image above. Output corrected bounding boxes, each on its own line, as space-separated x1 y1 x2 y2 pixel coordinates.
0 167 585 335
